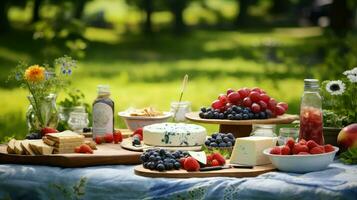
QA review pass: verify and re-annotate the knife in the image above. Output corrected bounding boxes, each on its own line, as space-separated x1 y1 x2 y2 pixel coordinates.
228 164 254 169
199 166 231 171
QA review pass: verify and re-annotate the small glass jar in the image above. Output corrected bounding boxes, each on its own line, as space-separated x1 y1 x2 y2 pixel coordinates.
170 101 191 122
68 110 89 132
250 124 277 137
278 127 299 145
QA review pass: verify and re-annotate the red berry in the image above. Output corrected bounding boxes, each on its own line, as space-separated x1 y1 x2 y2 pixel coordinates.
206 154 213 163
306 140 319 150
184 157 200 171
211 159 220 166
41 127 59 136
297 152 310 155
212 152 226 165
249 91 261 102
270 147 281 155
132 128 143 137
260 94 270 103
268 98 277 110
310 146 325 154
281 146 291 155
251 103 261 113
79 144 93 154
242 97 252 107
324 144 335 153
113 130 123 144
179 157 186 167
104 133 114 143
95 136 103 144
211 100 224 110
74 146 81 153
226 88 235 95
251 87 262 94
292 144 309 154
238 88 249 98
227 92 241 104
133 134 142 141
275 105 286 116
218 94 228 104
286 138 295 150
258 100 267 111
299 139 307 145
277 102 288 111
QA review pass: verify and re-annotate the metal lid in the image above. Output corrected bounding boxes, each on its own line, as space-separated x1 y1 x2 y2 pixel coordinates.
304 79 319 89
97 85 110 95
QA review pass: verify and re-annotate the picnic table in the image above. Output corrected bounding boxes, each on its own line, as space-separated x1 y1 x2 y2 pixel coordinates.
0 162 356 200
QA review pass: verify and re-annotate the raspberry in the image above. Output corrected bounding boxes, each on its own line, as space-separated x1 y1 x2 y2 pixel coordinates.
113 131 123 144
310 146 325 154
104 133 114 143
183 157 200 171
41 127 58 136
270 147 281 155
298 139 307 145
281 146 291 155
324 144 335 153
285 138 295 150
211 159 220 166
212 152 226 165
132 128 143 137
292 144 309 154
94 136 103 144
78 144 93 154
306 140 319 150
297 152 310 155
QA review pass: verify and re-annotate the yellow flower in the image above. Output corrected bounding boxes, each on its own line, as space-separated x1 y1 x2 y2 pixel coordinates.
24 65 45 83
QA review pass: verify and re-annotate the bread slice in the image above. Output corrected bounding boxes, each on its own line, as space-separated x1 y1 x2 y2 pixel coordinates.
20 140 36 155
28 140 53 155
46 130 84 143
6 138 16 154
43 137 83 148
14 140 24 155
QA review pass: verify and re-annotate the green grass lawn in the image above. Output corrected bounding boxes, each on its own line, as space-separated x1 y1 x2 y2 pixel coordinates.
0 25 326 141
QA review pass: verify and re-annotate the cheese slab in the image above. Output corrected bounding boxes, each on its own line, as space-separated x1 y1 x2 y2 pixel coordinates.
29 140 54 155
6 139 16 154
230 136 277 166
46 130 84 143
20 140 36 155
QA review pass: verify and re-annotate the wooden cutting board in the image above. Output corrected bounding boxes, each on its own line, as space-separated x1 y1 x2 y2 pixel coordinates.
134 164 275 178
0 143 141 168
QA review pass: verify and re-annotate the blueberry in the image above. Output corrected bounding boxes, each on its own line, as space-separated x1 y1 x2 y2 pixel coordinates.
155 156 162 161
242 113 249 120
211 133 218 139
170 158 176 163
207 111 214 119
174 162 181 169
199 112 205 118
216 136 222 143
205 140 211 146
227 133 234 139
200 107 207 112
203 113 209 119
213 112 220 119
223 137 230 143
157 164 165 171
259 111 267 119
164 158 170 163
227 114 234 120
140 154 147 162
234 114 242 120
148 162 156 170
157 160 164 164
143 162 149 169
242 109 249 114
231 111 237 115
246 107 251 112
219 113 225 119
254 113 260 119
207 108 212 112
248 113 254 119
236 106 243 113
210 142 218 147
165 162 174 170
231 105 237 110
149 155 156 161
219 142 227 147
226 141 233 147
227 108 233 113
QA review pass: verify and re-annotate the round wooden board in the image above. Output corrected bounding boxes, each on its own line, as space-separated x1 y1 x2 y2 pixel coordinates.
185 112 299 125
121 138 202 152
134 164 276 178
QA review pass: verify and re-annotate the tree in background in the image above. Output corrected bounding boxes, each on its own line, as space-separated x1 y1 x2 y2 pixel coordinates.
235 0 253 27
32 0 42 23
169 0 188 33
329 0 354 36
0 0 10 33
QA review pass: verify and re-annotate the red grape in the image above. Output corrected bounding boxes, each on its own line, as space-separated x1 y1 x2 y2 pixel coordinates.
275 105 286 115
218 94 228 104
258 100 267 111
268 98 277 110
251 103 261 113
277 102 288 111
242 97 252 107
238 88 249 98
249 91 261 103
226 88 235 95
251 87 262 94
211 100 224 110
227 92 241 104
260 94 270 103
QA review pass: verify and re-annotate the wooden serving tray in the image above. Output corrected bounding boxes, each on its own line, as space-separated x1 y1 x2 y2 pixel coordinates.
0 143 141 168
134 164 276 178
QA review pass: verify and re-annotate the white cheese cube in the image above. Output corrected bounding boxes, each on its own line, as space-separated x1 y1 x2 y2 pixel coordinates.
230 136 277 166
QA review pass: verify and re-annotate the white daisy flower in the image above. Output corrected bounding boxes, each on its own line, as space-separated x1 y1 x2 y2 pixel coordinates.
343 67 357 83
326 80 346 95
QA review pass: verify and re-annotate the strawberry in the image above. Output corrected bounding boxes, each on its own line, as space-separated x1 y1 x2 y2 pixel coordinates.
310 146 325 154
270 147 281 155
285 138 295 150
78 144 93 154
132 128 143 137
324 144 335 153
281 146 291 155
306 140 319 150
133 134 143 141
206 154 213 166
74 146 81 153
104 133 114 143
94 136 103 144
297 152 310 155
183 157 200 171
113 130 123 144
212 152 226 165
41 127 58 136
292 144 309 154
298 139 307 145
179 157 186 168
211 159 220 166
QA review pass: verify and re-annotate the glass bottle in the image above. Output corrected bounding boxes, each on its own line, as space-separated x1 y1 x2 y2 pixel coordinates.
92 85 114 138
299 79 324 145
250 124 277 137
68 106 89 132
170 101 191 122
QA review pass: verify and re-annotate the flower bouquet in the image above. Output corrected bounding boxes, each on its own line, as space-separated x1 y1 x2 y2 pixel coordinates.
10 56 76 135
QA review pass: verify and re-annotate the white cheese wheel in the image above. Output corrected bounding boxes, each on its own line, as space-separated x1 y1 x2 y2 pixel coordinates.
143 123 207 147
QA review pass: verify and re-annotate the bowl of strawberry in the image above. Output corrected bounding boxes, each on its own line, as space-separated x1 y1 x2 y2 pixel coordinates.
263 138 339 173
199 87 288 120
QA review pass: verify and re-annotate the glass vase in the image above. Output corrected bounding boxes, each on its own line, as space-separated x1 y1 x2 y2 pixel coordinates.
26 93 59 133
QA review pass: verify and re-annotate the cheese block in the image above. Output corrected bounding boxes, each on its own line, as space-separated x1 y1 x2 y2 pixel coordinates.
43 137 83 148
230 136 277 166
29 140 54 155
46 130 84 143
20 140 36 155
6 139 16 154
143 123 207 147
14 140 24 155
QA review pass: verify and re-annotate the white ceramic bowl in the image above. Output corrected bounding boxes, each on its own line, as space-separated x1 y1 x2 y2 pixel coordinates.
263 146 339 173
118 111 172 131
